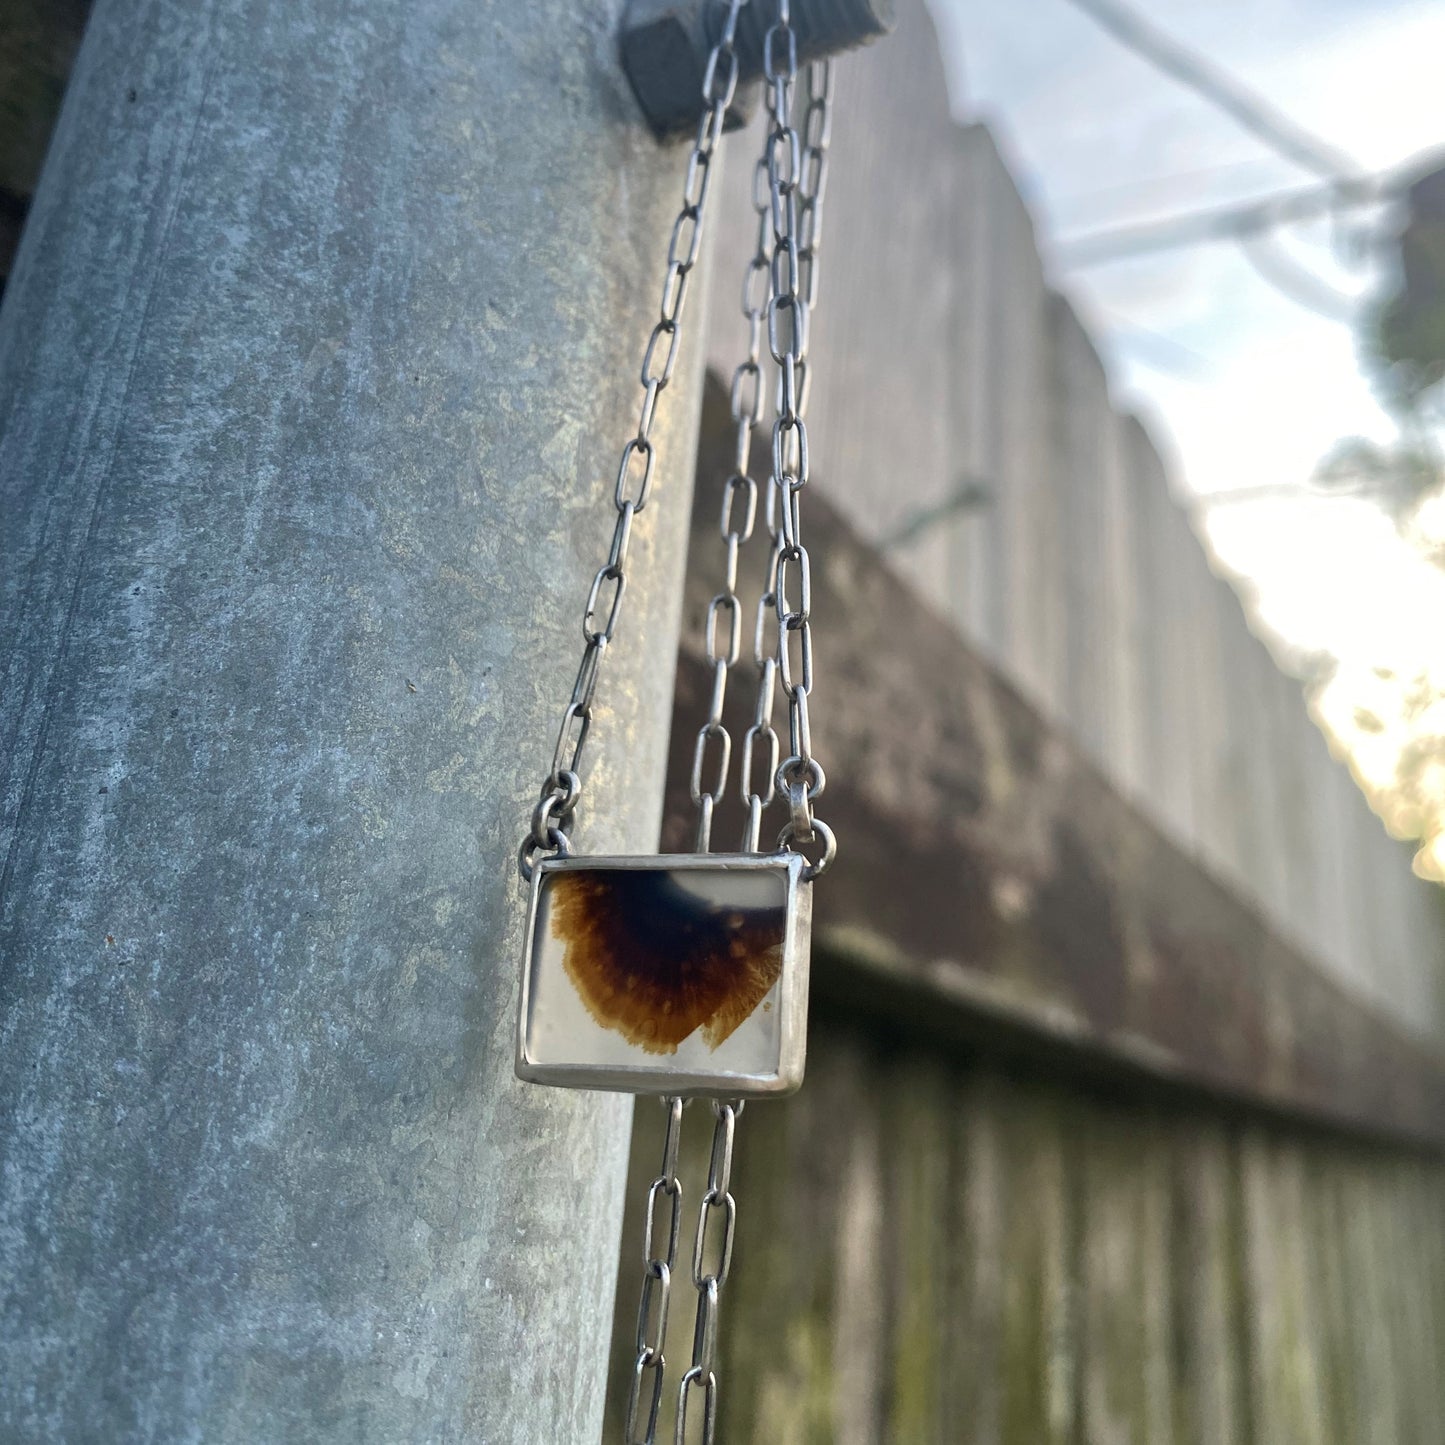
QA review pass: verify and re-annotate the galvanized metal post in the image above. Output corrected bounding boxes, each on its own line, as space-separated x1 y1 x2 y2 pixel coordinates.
0 0 710 1438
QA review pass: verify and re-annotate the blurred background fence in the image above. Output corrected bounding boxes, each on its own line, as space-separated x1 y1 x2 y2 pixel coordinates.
605 1 1445 1440
710 0 1444 1042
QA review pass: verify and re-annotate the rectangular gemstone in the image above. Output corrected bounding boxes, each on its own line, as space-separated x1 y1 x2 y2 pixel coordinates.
516 853 811 1095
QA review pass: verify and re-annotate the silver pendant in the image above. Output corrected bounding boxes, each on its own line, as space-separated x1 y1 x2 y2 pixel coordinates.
516 851 811 1096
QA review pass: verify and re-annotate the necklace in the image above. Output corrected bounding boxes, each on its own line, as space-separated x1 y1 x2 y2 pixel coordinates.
515 5 836 1440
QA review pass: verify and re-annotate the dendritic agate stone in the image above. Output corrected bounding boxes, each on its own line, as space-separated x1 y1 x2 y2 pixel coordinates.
517 854 810 1095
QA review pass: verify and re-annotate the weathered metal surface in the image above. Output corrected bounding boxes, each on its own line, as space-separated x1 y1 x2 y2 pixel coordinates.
663 375 1445 1146
0 0 715 1436
607 1020 1445 1444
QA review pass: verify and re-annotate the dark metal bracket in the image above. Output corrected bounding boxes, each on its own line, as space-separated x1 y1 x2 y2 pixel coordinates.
620 0 895 139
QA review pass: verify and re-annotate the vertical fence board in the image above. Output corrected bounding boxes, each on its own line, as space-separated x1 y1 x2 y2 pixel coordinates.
1410 1159 1445 1426
1209 575 1265 898
1180 523 1238 888
829 1059 889 1445
953 1074 1077 1445
1168 1123 1247 1445
1239 1130 1329 1445
1144 443 1207 847
1326 760 1379 1010
1348 1154 1408 1445
1383 1161 1437 1445
1102 411 1143 797
727 1032 884 1445
1304 1153 1363 1444
950 127 1053 703
1050 295 1114 754
1243 631 1293 932
1120 417 1180 821
1299 726 1357 1003
882 1057 955 1440
704 0 956 617
1268 666 1323 964
951 123 1006 661
1077 1108 1176 1445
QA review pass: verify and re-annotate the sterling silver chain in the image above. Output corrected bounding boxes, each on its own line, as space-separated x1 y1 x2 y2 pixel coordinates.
624 1097 744 1445
513 3 837 1440
517 0 835 888
517 0 749 886
686 13 835 879
624 10 836 1442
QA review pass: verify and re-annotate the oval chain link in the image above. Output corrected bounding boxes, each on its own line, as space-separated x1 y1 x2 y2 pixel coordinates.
686 23 834 877
753 20 835 878
623 1098 685 1445
674 1100 743 1445
520 0 749 882
671 12 831 1445
687 83 772 852
525 8 834 1442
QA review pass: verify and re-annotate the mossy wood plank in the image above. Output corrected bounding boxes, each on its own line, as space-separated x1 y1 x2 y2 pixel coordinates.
826 1044 890 1445
603 1024 889 1445
1077 1106 1176 1445
607 1027 1445 1445
1238 1130 1329 1445
603 1097 717 1445
1168 1122 1247 1445
1303 1152 1361 1445
1414 1160 1445 1428
1334 1159 1379 1445
724 1031 885 1445
1358 1158 1410 1445
1377 1162 1434 1445
950 1071 1008 1444
951 1074 1077 1445
881 1055 955 1441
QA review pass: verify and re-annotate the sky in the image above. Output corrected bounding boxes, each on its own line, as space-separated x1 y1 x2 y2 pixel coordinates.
929 0 1445 876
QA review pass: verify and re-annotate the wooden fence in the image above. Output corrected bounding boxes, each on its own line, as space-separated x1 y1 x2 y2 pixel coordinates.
603 2 1445 1441
610 1025 1445 1444
703 0 1445 1043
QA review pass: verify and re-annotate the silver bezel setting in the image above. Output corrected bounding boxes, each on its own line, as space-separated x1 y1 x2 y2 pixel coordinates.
516 851 811 1097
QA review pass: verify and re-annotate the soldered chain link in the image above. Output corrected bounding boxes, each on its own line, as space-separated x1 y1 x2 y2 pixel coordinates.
699 34 834 864
687 96 780 854
674 1100 743 1445
624 1098 685 1445
757 5 835 878
726 116 780 856
519 0 750 881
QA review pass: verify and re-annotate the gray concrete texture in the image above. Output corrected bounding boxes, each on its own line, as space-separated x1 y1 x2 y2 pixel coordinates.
0 0 712 1437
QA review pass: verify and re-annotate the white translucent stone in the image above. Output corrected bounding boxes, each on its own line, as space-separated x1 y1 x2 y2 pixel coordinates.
518 857 808 1093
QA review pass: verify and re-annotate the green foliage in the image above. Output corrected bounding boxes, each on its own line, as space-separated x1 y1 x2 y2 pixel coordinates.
1310 435 1440 522
1361 164 1445 421
1367 281 1445 421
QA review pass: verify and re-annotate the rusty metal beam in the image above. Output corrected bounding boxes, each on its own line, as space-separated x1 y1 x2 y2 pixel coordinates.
662 375 1445 1149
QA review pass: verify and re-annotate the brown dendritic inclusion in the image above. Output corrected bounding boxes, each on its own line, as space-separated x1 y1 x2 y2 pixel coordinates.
546 869 786 1055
